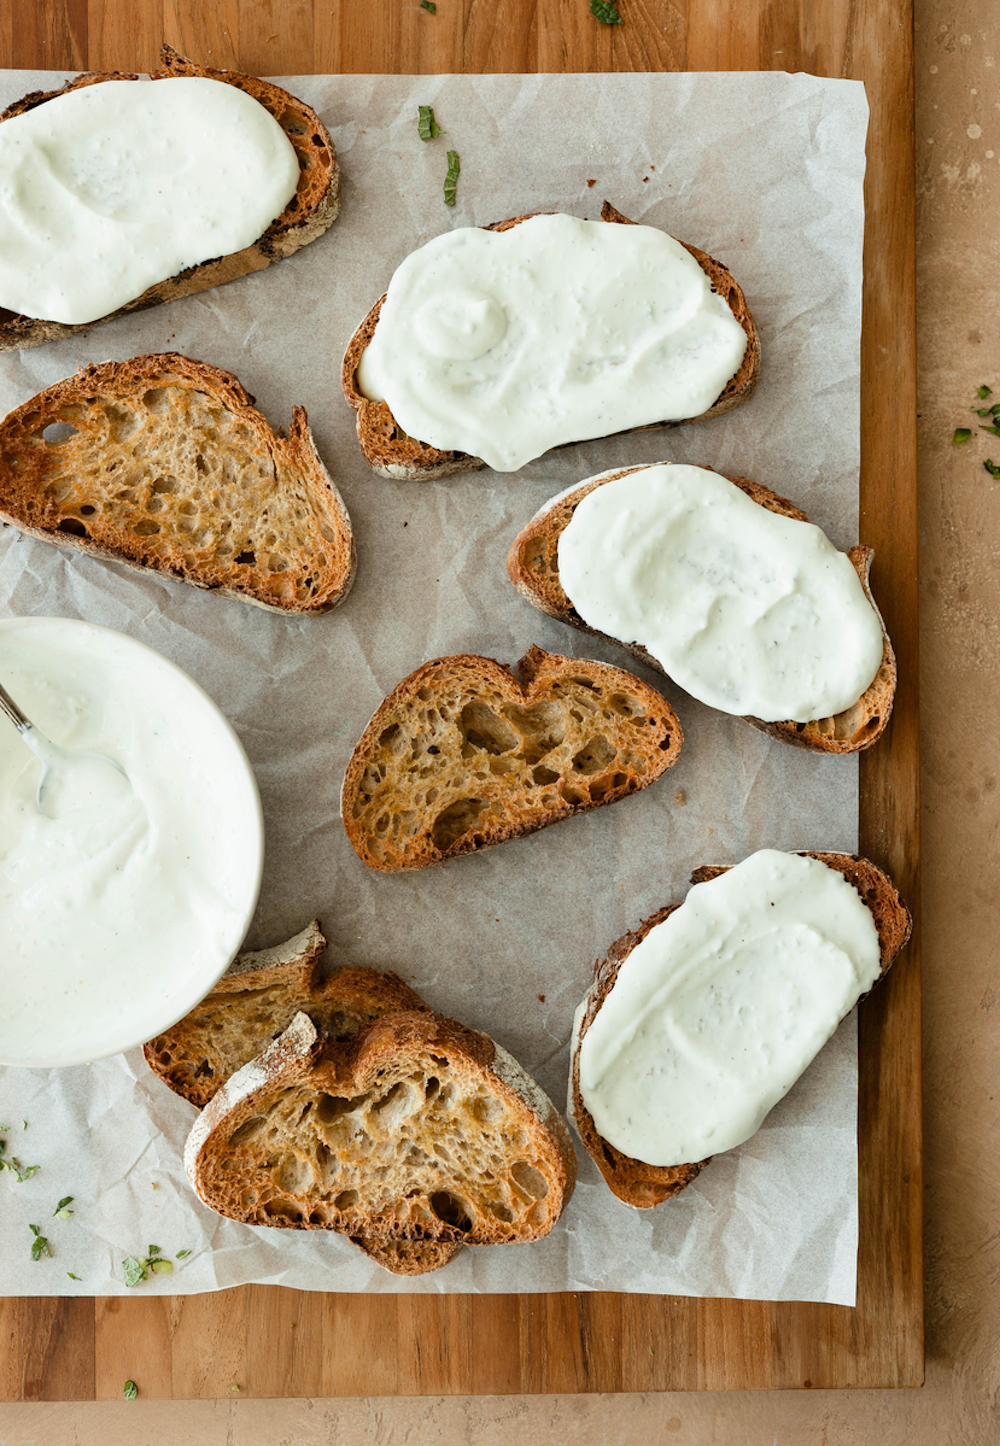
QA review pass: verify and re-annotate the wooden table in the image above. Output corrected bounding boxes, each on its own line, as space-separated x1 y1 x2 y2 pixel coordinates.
0 0 920 1396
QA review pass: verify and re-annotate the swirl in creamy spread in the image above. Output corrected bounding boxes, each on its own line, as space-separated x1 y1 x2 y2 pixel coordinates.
356 214 749 472
556 463 885 723
0 77 300 324
0 619 262 1068
576 850 882 1168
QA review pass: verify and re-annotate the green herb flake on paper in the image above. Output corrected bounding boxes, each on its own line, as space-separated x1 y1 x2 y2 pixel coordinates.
122 1255 148 1288
590 0 624 24
444 150 461 207
67 1272 82 1281
953 428 972 445
124 1380 138 1401
984 459 1000 479
29 1224 51 1262
418 105 443 142
978 384 992 399
176 1249 192 1259
53 1195 74 1218
150 1258 173 1276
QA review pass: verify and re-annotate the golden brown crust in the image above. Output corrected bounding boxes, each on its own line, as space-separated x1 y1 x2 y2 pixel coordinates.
186 1008 577 1248
570 852 913 1209
506 463 896 754
0 45 340 352
0 353 355 614
340 645 682 872
341 203 760 479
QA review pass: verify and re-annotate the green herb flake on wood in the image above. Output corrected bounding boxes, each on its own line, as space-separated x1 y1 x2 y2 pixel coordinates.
124 1380 138 1401
953 428 972 445
590 0 624 23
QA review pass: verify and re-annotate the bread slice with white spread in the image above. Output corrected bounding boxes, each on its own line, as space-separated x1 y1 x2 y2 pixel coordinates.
507 463 896 753
184 1006 577 1252
0 354 355 614
570 851 912 1209
340 645 682 871
341 201 760 479
144 921 461 1275
0 46 339 352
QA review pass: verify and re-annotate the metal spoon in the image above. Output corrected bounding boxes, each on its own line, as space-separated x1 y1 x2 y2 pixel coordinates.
0 680 129 818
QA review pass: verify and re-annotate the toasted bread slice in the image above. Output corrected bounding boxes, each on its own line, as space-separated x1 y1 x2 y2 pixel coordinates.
507 464 896 754
341 201 760 480
0 46 339 352
144 921 459 1275
570 853 912 1209
0 354 355 614
341 644 682 872
185 1008 576 1248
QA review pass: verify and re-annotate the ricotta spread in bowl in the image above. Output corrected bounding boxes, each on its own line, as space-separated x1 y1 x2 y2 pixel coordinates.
0 76 300 325
355 213 749 472
0 617 264 1068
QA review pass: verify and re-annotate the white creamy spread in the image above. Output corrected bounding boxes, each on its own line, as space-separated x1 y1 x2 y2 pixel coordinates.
355 214 748 472
557 464 885 722
0 618 262 1067
0 76 300 324
577 850 882 1167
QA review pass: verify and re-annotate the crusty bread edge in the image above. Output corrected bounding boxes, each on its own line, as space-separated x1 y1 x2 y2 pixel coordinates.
0 353 357 615
340 202 760 480
339 644 682 872
569 852 913 1209
506 462 897 755
0 45 340 353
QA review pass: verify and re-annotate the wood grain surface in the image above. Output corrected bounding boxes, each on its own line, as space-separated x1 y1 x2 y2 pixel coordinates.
0 0 921 1396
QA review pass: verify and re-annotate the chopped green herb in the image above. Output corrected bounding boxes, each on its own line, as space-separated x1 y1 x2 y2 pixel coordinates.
150 1259 173 1276
978 384 992 399
420 0 436 10
124 1380 138 1401
29 1224 51 1261
590 0 624 23
53 1195 74 1218
444 149 461 207
984 459 1000 479
67 1272 82 1281
953 428 972 444
147 1245 161 1257
980 425 1000 437
122 1255 148 1288
418 105 443 142
176 1249 192 1259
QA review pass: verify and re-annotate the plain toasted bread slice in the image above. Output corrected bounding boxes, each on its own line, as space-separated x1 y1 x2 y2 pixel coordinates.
570 852 912 1209
507 464 897 754
0 46 339 353
144 921 459 1275
185 1008 577 1248
340 644 683 872
0 353 355 614
341 201 760 480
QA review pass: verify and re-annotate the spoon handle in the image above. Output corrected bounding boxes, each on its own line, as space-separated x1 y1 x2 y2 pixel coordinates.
0 681 32 734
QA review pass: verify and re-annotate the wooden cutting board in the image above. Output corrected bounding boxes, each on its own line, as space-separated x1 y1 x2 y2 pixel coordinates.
0 0 921 1396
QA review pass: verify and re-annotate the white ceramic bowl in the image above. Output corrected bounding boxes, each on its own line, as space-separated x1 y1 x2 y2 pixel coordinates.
0 616 264 1068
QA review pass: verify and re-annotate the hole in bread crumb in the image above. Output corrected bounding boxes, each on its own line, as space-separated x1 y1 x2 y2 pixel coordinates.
152 475 177 495
142 388 168 412
228 1116 266 1147
134 519 161 536
532 765 560 786
431 797 487 852
42 421 78 444
57 517 88 537
334 1190 359 1210
572 735 615 775
487 1200 514 1223
429 1192 473 1233
79 504 96 516
511 1161 549 1199
268 555 288 572
235 550 256 565
459 701 518 756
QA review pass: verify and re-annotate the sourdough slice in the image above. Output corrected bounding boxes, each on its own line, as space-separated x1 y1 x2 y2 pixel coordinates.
144 922 459 1275
0 354 355 614
0 45 339 353
341 201 760 480
507 463 897 754
185 1008 577 1247
341 644 682 872
570 853 912 1209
